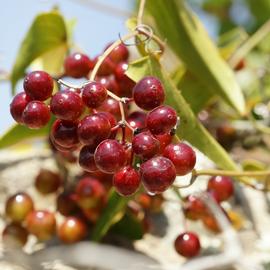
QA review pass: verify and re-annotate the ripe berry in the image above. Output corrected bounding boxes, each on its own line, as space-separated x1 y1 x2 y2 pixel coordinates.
78 113 111 147
22 101 50 129
127 111 146 131
163 143 196 176
136 193 164 213
79 145 98 172
140 156 176 193
94 139 127 173
146 105 177 135
5 192 34 223
82 207 101 223
155 133 172 153
23 71 54 101
207 176 234 201
58 217 87 244
2 223 28 248
10 92 31 124
97 98 124 120
50 89 84 121
174 232 201 258
94 56 115 76
113 166 141 196
26 210 56 241
35 169 62 195
64 53 93 78
57 192 78 216
50 119 79 148
133 76 165 110
82 82 107 108
50 135 79 153
184 195 207 220
132 131 160 159
106 42 129 63
97 76 120 95
98 111 117 138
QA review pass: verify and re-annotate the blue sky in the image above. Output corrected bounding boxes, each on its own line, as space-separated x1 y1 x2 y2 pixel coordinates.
0 0 133 134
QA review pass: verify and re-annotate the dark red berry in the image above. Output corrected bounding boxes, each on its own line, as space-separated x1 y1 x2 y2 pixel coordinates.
22 101 50 129
79 145 98 172
35 169 62 195
57 192 78 216
75 177 106 209
51 119 79 148
127 111 146 130
146 105 177 135
174 232 201 258
58 217 87 244
113 166 141 196
94 56 116 76
26 210 56 241
24 71 54 101
5 192 34 223
133 76 165 110
94 139 127 173
98 111 117 138
97 76 120 95
163 143 196 176
64 53 93 78
50 135 79 153
132 131 160 159
106 42 129 63
140 156 176 193
50 89 84 121
82 82 107 108
97 97 124 120
10 92 31 124
207 176 234 201
78 113 111 147
2 223 28 248
155 133 172 153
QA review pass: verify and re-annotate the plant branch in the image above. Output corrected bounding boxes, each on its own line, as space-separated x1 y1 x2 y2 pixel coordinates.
137 0 146 26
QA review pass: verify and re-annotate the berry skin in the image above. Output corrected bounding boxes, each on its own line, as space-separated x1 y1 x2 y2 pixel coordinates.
50 119 79 148
146 105 177 135
78 113 111 147
58 217 87 244
23 71 54 101
155 133 172 153
133 76 165 110
207 176 234 201
2 223 28 248
97 97 124 120
5 192 34 223
127 111 146 131
57 192 78 216
64 53 93 78
75 177 106 209
140 156 176 194
35 169 62 195
94 56 116 76
98 111 117 138
79 145 98 172
97 76 120 95
10 92 31 124
22 101 50 129
163 143 196 176
94 139 127 174
50 89 84 121
113 166 141 196
174 232 201 258
184 195 207 221
106 42 129 63
132 131 160 159
82 82 107 108
26 210 56 241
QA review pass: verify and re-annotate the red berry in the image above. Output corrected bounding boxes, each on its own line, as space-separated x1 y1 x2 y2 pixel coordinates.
50 135 79 153
2 223 28 248
127 111 146 130
98 111 117 138
132 131 160 159
133 76 165 110
35 169 62 195
23 71 54 101
78 113 111 147
58 217 87 244
79 145 98 172
146 105 177 135
184 194 207 220
75 177 106 209
5 192 34 223
97 76 120 95
50 89 84 121
57 192 78 216
174 232 201 258
22 101 50 129
94 56 116 76
106 42 129 63
50 119 79 148
26 210 56 241
82 207 101 223
207 176 234 201
113 166 141 196
163 143 196 176
140 156 176 193
94 139 127 173
64 53 93 78
10 92 31 124
97 97 124 120
82 82 107 108
155 133 172 153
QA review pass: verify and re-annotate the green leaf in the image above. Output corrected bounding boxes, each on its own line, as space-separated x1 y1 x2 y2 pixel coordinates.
126 55 239 171
10 11 68 94
145 0 246 115
91 190 128 242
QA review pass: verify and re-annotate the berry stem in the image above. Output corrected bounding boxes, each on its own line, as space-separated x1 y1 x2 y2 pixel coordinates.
137 0 146 26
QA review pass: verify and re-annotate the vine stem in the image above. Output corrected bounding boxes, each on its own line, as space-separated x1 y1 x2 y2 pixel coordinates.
137 0 146 26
